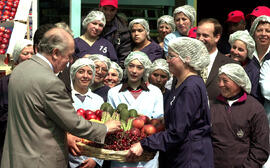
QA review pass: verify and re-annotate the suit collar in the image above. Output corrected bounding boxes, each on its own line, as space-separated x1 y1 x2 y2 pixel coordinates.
31 54 54 72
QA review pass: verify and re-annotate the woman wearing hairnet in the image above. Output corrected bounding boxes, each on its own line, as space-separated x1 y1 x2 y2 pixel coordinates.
153 15 175 48
12 39 34 65
74 10 118 63
250 15 270 67
210 63 269 168
67 58 105 168
128 37 214 167
163 5 196 54
228 30 264 104
104 61 123 88
107 51 164 168
129 18 164 62
148 58 171 102
84 54 111 102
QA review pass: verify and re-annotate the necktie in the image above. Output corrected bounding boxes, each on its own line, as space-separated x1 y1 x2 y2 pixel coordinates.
75 94 86 103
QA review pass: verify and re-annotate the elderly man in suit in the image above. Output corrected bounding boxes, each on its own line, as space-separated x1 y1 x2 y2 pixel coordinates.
196 18 238 100
1 27 121 168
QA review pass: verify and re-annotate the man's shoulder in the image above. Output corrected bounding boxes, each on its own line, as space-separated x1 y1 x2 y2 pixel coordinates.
216 51 239 64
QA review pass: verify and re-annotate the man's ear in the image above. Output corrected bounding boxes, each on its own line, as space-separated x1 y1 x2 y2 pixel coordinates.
51 48 59 60
215 34 221 43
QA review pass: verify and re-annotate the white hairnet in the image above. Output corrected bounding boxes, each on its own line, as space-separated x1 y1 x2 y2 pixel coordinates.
129 18 150 39
250 15 270 37
229 30 255 60
157 15 176 32
87 54 111 70
168 37 209 71
173 5 196 27
219 63 251 94
124 51 152 81
12 39 33 63
110 61 123 81
149 58 170 80
82 10 106 29
70 58 96 87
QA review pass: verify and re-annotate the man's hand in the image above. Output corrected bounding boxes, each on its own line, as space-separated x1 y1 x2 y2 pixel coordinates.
79 158 96 168
67 133 81 156
126 142 143 162
104 120 121 133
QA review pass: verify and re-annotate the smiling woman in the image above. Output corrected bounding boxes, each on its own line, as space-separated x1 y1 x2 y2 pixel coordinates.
73 10 118 63
68 58 105 168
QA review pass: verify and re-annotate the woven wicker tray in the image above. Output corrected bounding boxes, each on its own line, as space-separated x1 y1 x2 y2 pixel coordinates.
76 142 155 162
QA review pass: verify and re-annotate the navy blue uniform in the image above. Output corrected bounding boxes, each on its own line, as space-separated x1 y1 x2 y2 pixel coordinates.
140 75 214 168
74 37 118 63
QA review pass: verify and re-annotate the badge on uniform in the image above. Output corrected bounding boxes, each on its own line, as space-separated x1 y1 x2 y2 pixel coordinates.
170 96 176 106
236 129 244 138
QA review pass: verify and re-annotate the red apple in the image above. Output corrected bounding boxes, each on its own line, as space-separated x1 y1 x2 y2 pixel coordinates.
6 1 13 7
76 108 85 117
142 124 157 135
130 127 141 136
85 113 97 120
132 118 145 129
0 27 5 32
3 34 10 39
0 36 3 42
0 49 5 55
0 44 7 49
84 110 95 119
139 115 150 124
13 3 18 8
2 38 9 44
4 29 11 34
4 6 11 11
0 32 3 37
95 109 103 118
11 8 16 12
10 11 15 17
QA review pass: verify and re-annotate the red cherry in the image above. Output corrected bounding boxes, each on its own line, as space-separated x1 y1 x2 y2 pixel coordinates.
0 32 3 37
0 36 3 42
0 5 3 10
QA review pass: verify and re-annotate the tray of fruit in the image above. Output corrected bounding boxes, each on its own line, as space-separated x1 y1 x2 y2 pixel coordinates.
76 102 165 162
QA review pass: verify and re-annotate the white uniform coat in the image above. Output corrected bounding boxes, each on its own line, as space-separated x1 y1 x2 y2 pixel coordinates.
69 89 104 168
107 83 164 168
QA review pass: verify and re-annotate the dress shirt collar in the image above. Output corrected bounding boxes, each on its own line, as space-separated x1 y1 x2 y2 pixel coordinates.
119 80 149 92
36 53 54 71
253 45 270 66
